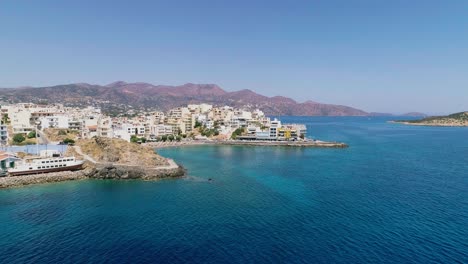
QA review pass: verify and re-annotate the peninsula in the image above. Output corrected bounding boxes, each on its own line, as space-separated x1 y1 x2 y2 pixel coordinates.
0 137 185 189
392 111 468 127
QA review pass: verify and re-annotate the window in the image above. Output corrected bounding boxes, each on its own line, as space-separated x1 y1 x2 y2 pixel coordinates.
29 167 33 170
42 161 45 164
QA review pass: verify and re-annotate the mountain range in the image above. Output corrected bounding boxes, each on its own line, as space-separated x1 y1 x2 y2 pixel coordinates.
0 81 398 116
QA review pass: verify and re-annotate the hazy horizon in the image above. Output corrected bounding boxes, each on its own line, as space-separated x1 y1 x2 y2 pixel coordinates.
1 1 467 114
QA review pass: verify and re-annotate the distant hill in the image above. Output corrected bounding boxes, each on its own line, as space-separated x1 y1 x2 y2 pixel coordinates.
0 82 369 116
369 112 427 117
369 112 394 117
393 111 468 127
402 112 427 117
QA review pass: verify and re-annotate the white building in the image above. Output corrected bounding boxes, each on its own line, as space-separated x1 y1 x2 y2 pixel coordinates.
113 124 146 142
39 115 69 129
149 124 173 138
0 120 8 145
269 118 281 139
10 110 33 134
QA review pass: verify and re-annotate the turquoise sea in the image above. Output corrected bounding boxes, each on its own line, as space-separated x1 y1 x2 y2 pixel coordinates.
0 117 467 263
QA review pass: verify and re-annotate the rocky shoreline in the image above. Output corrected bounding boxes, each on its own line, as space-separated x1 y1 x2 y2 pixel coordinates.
0 161 186 189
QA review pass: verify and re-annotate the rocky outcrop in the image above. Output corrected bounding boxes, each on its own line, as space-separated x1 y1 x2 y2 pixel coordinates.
74 137 169 166
88 163 186 180
0 161 186 189
0 137 187 189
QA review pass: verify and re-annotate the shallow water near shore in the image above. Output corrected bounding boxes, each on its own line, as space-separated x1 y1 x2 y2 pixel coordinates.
1 117 467 263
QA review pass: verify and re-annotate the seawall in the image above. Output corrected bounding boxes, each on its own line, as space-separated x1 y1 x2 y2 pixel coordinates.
217 141 348 148
148 140 349 149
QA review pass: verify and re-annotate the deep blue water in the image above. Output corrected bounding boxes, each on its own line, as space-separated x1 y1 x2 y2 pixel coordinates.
0 117 467 263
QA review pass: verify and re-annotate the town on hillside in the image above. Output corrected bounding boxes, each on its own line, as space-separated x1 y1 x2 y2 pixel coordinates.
0 103 308 147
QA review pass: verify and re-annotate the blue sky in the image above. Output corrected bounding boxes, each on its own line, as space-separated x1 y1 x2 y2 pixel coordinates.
1 0 467 114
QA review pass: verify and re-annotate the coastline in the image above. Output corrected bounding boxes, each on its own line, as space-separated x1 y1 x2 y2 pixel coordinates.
1 138 347 189
389 121 468 127
148 140 349 149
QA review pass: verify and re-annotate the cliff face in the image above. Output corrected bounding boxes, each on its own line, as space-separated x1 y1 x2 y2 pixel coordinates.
0 82 368 116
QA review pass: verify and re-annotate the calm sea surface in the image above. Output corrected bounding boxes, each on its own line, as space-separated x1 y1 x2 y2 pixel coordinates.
0 117 467 263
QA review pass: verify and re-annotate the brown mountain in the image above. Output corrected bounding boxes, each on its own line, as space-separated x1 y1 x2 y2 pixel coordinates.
0 82 368 116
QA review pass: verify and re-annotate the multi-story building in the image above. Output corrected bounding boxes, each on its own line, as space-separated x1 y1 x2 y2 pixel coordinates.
269 118 281 139
0 120 8 146
149 124 173 138
113 124 145 141
39 115 69 129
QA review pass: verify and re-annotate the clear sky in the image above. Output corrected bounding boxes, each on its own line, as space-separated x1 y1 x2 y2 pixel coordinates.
1 0 467 114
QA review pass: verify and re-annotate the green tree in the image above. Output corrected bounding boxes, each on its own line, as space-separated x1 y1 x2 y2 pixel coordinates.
176 135 182 142
1 114 10 124
130 135 139 143
231 128 244 139
27 131 36 138
13 134 26 144
194 120 202 128
63 138 76 145
161 135 168 142
168 135 175 141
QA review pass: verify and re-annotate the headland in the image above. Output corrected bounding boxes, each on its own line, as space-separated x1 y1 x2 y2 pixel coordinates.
391 111 468 127
0 138 185 189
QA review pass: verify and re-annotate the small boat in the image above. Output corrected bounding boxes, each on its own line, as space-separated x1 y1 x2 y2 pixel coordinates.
8 150 84 176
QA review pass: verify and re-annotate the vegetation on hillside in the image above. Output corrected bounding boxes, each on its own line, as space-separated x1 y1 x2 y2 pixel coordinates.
395 111 468 126
199 126 219 137
10 133 37 145
231 128 245 139
44 128 80 142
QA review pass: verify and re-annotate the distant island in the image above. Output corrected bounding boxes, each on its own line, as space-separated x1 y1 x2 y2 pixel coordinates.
392 112 468 127
369 112 427 117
